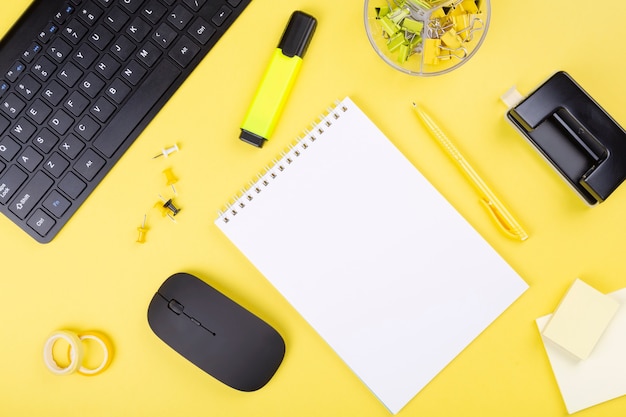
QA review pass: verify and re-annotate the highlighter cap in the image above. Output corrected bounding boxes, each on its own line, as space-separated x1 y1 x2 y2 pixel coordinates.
278 11 317 58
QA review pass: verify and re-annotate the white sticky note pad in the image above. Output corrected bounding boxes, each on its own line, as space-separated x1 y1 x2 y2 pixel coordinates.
542 279 619 360
536 289 626 414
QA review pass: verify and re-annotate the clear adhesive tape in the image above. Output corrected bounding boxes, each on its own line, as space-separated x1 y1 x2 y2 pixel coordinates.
75 332 113 376
43 330 84 375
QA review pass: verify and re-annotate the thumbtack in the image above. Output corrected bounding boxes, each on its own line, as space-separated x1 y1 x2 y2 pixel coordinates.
156 195 181 222
162 167 178 194
136 214 148 243
153 143 179 159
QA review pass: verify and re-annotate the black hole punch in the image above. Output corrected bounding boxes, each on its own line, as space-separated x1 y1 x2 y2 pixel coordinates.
507 71 626 204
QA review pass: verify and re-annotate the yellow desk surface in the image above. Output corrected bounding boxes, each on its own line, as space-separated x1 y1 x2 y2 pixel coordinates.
2 1 626 416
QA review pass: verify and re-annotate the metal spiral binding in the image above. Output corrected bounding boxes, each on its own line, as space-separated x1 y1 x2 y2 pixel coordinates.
217 100 349 223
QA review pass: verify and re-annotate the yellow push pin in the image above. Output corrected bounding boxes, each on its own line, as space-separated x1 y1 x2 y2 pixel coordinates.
136 214 148 243
162 167 178 194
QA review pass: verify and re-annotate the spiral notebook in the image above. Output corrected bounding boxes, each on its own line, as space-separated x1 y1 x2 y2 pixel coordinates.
215 97 528 414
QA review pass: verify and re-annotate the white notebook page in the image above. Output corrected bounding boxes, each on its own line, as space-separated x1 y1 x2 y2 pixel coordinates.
216 97 528 414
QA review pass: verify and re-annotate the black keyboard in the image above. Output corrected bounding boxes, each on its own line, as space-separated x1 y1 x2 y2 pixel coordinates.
0 0 251 242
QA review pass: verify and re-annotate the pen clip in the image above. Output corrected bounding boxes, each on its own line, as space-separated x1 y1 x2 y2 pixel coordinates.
479 198 529 241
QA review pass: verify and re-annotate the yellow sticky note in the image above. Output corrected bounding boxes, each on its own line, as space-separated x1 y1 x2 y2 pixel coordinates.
542 279 620 360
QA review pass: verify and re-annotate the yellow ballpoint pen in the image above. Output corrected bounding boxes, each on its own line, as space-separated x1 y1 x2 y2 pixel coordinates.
412 103 529 241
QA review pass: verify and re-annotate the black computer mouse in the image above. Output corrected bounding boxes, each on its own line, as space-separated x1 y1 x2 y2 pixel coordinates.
147 272 285 391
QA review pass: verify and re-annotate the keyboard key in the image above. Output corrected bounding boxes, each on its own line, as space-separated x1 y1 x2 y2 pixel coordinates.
73 43 99 69
1 94 26 119
111 35 136 61
0 165 27 204
0 136 21 161
9 171 53 219
59 171 86 199
212 5 232 27
136 42 162 67
32 56 57 82
6 61 26 82
59 134 85 159
74 148 105 181
106 78 131 104
11 118 37 143
37 23 59 44
62 19 89 44
44 152 71 177
43 190 72 218
33 128 60 154
15 75 42 100
89 25 115 50
227 0 242 6
91 97 116 123
168 5 193 30
121 60 147 85
104 6 130 32
65 91 90 117
75 115 100 141
27 209 56 236
42 80 68 106
49 109 74 135
78 4 103 26
47 38 73 63
54 4 76 24
142 0 167 24
188 18 215 45
17 146 44 172
80 73 106 98
26 99 53 125
93 59 179 157
95 54 121 79
127 17 151 42
169 36 200 68
57 62 84 87
153 23 177 48
21 43 42 63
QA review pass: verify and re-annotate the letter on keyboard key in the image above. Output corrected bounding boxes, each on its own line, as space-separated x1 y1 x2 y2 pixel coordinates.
93 59 180 157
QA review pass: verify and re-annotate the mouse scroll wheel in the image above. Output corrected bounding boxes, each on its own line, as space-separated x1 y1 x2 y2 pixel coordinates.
167 299 185 315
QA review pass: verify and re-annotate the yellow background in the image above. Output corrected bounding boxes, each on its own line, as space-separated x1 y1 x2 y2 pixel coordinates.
2 0 626 416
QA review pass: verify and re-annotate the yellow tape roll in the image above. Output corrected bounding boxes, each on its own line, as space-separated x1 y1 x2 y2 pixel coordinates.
43 330 84 375
76 331 113 376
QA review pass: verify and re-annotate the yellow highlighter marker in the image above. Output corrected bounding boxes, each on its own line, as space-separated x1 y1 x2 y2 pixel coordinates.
412 103 529 241
240 11 317 148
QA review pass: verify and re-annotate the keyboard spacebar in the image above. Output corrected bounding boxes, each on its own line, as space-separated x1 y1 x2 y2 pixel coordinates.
93 60 181 158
